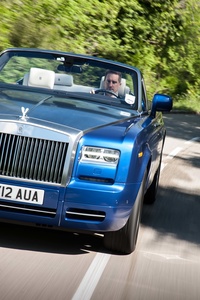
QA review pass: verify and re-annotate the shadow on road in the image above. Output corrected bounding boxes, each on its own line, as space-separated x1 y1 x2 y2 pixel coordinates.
163 113 200 141
0 222 104 255
1 183 199 255
139 113 199 246
141 185 200 246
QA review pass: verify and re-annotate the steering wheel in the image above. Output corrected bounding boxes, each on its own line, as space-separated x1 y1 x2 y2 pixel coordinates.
94 89 118 98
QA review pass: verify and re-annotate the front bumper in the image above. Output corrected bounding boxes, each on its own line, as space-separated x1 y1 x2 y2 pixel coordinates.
0 180 141 233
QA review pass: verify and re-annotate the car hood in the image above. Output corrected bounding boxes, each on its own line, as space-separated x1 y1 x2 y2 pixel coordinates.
0 90 135 132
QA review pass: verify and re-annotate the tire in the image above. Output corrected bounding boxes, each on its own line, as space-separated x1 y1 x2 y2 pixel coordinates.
144 154 162 205
104 171 146 254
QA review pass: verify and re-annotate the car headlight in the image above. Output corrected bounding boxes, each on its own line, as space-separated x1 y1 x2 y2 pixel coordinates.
81 146 120 165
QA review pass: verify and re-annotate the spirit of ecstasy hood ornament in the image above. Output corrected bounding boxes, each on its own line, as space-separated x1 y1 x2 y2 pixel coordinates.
20 107 29 121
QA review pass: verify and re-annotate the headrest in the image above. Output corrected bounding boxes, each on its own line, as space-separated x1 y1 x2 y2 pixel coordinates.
22 73 29 85
100 76 128 97
54 74 73 86
28 68 55 89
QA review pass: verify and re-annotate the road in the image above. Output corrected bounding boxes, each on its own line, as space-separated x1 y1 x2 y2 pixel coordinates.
0 113 199 300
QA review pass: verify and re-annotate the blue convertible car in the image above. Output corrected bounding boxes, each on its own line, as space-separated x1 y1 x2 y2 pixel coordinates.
0 48 172 253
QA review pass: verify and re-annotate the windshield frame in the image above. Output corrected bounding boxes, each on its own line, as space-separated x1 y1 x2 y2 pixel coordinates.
0 48 141 111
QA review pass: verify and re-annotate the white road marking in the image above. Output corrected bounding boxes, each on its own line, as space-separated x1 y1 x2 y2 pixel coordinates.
161 147 183 171
166 146 183 159
141 251 200 263
185 137 200 144
71 253 111 300
161 137 200 171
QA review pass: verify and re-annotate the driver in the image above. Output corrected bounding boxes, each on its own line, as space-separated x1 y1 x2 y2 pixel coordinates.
103 70 122 97
91 70 122 97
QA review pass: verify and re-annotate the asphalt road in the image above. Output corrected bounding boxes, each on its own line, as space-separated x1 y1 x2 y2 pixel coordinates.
0 113 199 300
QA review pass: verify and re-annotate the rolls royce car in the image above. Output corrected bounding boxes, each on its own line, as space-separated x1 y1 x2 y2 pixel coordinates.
0 48 172 253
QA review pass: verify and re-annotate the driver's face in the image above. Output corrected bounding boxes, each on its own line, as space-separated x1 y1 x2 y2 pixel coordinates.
104 74 121 94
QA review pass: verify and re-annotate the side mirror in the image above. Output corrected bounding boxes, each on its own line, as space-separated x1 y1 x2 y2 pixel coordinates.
151 93 173 117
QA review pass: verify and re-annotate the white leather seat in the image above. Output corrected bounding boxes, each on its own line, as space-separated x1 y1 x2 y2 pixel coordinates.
22 73 29 85
23 68 55 89
53 73 74 90
54 73 73 88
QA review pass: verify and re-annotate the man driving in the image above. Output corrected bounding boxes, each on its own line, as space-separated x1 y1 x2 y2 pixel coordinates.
104 70 122 96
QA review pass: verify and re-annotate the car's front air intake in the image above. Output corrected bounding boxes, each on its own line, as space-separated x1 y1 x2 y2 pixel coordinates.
66 208 106 222
0 133 68 184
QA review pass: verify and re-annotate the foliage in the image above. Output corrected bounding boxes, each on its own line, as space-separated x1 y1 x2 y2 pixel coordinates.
0 0 200 110
173 93 200 114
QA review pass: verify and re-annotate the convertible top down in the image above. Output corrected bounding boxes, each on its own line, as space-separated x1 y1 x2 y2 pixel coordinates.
0 48 172 253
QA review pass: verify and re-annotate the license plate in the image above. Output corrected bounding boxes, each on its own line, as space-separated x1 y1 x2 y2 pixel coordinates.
0 184 44 205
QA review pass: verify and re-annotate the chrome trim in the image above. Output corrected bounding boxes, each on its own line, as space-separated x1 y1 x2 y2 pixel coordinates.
0 120 82 186
20 107 29 121
0 133 68 184
66 208 106 222
0 202 56 218
67 211 105 218
0 119 76 142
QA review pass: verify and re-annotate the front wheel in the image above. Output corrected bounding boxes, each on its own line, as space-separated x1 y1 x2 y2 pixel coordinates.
144 150 163 204
104 172 146 254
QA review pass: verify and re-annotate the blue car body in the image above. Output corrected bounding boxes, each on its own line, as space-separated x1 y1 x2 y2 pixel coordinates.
0 48 172 253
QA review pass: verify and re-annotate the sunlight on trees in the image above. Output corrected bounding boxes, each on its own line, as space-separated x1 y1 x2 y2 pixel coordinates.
0 0 200 103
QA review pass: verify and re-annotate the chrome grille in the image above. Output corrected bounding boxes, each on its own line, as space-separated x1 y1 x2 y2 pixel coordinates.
0 133 68 183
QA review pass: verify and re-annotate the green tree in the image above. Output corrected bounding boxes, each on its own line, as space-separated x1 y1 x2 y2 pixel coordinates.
0 0 200 102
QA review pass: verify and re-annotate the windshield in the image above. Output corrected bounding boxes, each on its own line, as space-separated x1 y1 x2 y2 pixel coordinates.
0 49 138 110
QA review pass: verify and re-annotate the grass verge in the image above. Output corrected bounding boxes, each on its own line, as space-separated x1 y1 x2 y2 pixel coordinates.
172 95 200 114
